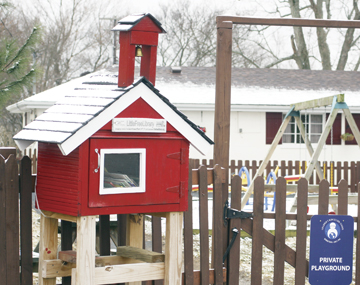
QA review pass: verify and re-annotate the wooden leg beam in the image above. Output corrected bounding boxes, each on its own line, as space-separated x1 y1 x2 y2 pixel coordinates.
39 215 58 285
72 216 96 285
126 214 144 285
165 212 183 285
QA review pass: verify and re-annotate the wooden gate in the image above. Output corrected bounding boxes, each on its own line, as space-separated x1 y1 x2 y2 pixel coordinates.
225 175 360 284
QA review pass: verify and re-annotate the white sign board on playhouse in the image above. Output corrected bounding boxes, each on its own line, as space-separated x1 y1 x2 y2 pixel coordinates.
309 215 354 285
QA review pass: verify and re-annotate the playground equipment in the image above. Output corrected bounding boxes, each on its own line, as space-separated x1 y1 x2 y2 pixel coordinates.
241 94 360 209
239 166 277 211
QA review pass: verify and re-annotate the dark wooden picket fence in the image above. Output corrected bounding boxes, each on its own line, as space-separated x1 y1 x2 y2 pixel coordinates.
195 158 360 192
2 149 360 284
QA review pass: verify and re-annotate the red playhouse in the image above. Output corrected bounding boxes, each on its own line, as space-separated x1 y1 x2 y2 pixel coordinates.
14 13 213 217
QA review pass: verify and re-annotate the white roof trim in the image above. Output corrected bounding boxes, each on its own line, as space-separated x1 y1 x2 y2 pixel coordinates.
58 82 211 156
139 85 211 155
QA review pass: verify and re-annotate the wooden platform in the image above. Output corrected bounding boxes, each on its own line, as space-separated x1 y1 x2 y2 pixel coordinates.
38 211 183 285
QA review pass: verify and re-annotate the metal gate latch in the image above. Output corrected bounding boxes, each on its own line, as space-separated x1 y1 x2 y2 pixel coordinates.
223 200 252 226
222 200 253 263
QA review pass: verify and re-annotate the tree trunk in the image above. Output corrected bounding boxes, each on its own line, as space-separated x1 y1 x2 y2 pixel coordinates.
336 3 360 70
312 0 332 70
288 0 311 69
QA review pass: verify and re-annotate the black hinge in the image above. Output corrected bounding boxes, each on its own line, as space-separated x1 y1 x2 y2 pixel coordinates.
222 200 253 264
223 200 252 227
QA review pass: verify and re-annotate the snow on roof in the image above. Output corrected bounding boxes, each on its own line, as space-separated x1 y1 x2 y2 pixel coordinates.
112 13 166 33
7 67 360 114
13 77 213 156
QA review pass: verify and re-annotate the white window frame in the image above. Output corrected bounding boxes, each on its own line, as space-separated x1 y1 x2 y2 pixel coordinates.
283 114 324 144
99 148 146 195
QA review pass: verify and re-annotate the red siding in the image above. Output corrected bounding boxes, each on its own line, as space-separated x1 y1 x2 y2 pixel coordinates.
36 142 82 216
86 137 189 215
132 16 163 33
99 98 178 133
266 112 282 145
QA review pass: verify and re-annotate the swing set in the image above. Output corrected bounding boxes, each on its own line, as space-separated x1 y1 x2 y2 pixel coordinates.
241 94 360 209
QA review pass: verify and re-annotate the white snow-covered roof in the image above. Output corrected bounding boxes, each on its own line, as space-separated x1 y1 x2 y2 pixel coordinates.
7 67 360 114
13 76 213 156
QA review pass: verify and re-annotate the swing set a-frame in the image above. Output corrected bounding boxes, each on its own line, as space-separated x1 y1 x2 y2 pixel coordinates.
241 94 360 209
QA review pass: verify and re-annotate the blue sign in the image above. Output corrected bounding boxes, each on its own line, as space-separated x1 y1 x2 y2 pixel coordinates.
309 215 354 285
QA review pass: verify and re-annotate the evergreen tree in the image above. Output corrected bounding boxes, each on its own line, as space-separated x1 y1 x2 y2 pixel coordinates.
0 26 40 106
0 1 41 146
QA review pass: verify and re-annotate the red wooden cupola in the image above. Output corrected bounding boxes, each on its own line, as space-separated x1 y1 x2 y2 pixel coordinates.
112 13 166 87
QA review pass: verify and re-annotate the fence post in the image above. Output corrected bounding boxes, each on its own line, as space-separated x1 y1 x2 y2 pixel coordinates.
295 178 308 284
0 148 20 285
227 175 241 284
183 160 194 285
20 156 33 285
212 165 224 285
251 176 264 284
198 165 209 285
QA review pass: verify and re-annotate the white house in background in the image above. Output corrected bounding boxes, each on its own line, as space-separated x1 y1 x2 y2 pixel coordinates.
7 66 360 163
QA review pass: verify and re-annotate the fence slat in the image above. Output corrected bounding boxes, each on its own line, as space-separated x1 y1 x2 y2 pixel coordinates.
295 178 308 284
344 162 349 185
351 162 356 192
251 176 264 285
152 216 163 285
230 160 236 176
274 177 286 284
5 155 20 285
99 215 110 256
198 165 209 285
0 156 6 281
183 160 194 285
227 175 241 284
336 161 342 186
212 165 223 285
318 180 330 215
20 157 33 285
61 220 73 285
338 180 348 215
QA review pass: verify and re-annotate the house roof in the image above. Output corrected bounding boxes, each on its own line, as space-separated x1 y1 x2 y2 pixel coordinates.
112 13 166 33
13 76 213 156
7 67 360 114
156 67 360 91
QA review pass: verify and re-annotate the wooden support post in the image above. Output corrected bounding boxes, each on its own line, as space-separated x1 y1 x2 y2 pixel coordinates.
304 108 339 180
126 214 144 285
214 19 233 259
72 216 96 285
39 215 58 285
241 115 292 208
164 212 183 285
294 116 324 180
292 94 344 111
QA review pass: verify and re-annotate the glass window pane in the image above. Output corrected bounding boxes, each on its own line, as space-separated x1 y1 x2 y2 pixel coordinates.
312 115 322 123
311 135 320 143
283 134 294 143
104 153 140 188
312 124 322 134
285 124 292 133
